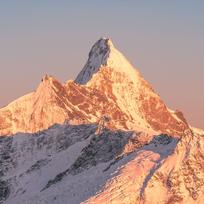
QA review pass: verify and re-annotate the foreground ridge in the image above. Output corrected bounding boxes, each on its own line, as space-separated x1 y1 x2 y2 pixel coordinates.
0 124 203 204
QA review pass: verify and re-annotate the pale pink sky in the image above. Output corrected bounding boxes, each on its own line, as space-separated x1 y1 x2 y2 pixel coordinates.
0 1 203 129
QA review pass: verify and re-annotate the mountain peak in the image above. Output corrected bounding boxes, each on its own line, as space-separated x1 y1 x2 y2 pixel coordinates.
97 37 114 48
36 74 63 98
0 38 190 137
41 74 55 83
75 38 139 85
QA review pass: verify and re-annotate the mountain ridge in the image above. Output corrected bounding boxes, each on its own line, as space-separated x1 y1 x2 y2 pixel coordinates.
0 38 203 204
0 38 190 136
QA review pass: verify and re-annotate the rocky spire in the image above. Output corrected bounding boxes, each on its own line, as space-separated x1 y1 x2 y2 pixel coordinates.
75 37 140 84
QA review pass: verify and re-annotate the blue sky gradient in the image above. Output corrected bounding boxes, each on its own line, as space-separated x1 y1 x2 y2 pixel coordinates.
0 0 203 128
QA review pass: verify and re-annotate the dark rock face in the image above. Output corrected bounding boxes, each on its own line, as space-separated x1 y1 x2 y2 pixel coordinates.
0 180 9 203
69 130 133 174
0 138 13 203
151 134 174 145
0 137 14 177
26 159 51 174
75 38 110 85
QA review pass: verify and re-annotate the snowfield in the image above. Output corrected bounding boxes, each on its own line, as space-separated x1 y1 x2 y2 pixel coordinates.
0 123 185 204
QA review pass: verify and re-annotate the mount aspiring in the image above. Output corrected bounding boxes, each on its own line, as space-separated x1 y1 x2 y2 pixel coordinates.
0 38 203 204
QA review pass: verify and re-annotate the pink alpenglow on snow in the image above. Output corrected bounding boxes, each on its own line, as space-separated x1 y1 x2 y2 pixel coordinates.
0 38 203 204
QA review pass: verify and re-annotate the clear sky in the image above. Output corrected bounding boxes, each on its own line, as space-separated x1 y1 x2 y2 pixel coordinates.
0 0 203 129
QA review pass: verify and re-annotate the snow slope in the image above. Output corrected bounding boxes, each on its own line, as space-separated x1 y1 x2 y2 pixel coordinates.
1 123 203 204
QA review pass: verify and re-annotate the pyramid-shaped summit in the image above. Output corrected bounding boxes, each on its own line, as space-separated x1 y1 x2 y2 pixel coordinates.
75 37 140 84
0 38 189 136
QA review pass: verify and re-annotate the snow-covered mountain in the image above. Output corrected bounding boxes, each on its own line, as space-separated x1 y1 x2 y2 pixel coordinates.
0 38 188 136
0 38 204 204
